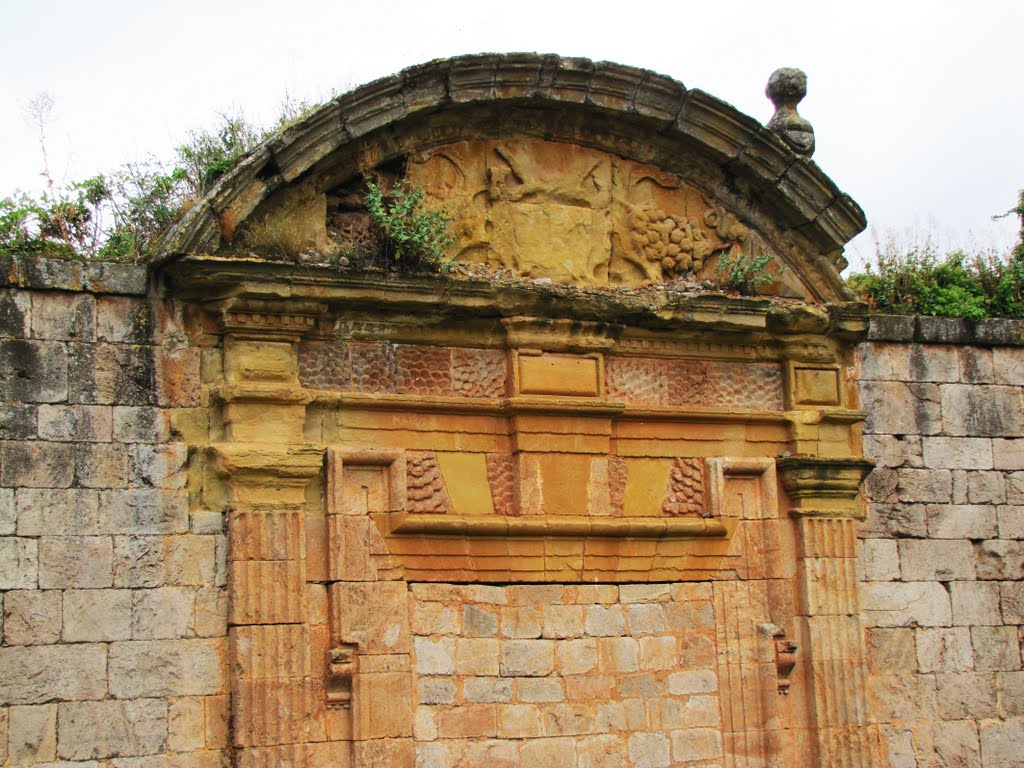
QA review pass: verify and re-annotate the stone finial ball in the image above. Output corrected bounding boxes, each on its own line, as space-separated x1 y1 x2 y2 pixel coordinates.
766 68 808 105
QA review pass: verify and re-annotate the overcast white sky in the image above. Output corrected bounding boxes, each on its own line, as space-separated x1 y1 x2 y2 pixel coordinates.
2 0 1022 269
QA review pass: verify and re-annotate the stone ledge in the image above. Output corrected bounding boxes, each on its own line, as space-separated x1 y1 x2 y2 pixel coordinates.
868 314 1024 346
0 253 148 296
387 513 728 539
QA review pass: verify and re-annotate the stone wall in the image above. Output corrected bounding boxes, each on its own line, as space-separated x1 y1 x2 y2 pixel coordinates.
5 250 1024 766
858 316 1024 767
0 255 226 766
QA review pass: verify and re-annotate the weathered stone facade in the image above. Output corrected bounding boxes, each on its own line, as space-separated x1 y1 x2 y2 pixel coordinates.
0 55 1020 767
859 317 1024 768
0 254 228 765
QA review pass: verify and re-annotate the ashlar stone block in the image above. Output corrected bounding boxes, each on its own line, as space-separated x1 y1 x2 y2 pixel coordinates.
980 718 1024 768
31 292 95 341
976 540 1024 580
463 676 513 703
940 383 1024 437
950 581 1002 626
577 733 628 768
62 589 132 642
500 639 554 676
915 627 973 672
3 589 61 645
922 437 993 470
0 644 108 705
628 732 671 768
455 638 499 676
520 736 576 767
864 434 923 469
1 440 75 487
671 727 724 762
584 604 625 636
132 586 196 639
0 487 14 535
867 627 917 672
861 381 940 435
861 538 901 581
108 639 224 698
896 469 952 503
16 488 102 536
936 672 997 719
542 604 584 638
38 536 112 588
862 582 951 627
668 669 718 695
0 340 68 404
898 539 975 581
925 504 998 539
57 698 168 760
971 625 1022 671
557 637 598 675
37 404 111 442
8 703 57 763
517 677 565 703
414 636 456 676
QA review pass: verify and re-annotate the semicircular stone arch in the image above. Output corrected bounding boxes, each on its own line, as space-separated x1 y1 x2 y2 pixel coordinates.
155 53 864 304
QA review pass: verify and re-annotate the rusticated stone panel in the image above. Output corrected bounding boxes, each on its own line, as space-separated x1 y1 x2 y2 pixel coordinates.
485 452 518 516
350 342 397 393
299 342 508 399
395 345 453 396
406 452 453 515
662 458 706 517
452 348 507 398
298 340 351 389
606 356 784 410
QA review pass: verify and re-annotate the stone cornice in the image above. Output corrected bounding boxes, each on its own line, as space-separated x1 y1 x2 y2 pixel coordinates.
162 255 869 347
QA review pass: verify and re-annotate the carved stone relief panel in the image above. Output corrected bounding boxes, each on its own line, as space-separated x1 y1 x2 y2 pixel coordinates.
405 139 798 291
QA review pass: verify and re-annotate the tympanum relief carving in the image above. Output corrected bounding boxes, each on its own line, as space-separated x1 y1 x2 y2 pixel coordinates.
402 139 782 289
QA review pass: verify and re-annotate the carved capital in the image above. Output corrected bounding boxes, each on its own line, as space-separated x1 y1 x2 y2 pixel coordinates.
777 456 874 518
212 443 324 508
217 298 326 340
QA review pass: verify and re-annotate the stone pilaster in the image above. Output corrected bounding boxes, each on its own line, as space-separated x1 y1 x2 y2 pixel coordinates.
778 457 879 768
214 444 328 765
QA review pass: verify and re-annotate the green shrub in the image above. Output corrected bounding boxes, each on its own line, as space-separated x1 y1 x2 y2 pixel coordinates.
713 251 779 295
363 177 453 272
846 232 1024 319
0 108 300 261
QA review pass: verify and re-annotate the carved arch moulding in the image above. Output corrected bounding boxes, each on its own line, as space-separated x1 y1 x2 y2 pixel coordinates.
158 54 878 768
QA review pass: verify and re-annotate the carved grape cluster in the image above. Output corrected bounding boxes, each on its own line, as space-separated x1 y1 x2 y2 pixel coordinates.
630 204 712 276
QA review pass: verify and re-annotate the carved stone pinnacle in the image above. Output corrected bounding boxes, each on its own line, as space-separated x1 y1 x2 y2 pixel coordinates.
766 67 815 157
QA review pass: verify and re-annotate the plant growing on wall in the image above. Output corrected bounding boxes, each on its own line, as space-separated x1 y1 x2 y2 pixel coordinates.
712 250 779 295
363 177 454 272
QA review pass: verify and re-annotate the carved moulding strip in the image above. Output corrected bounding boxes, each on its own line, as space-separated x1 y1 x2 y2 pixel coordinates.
387 513 727 538
215 298 325 339
308 390 791 425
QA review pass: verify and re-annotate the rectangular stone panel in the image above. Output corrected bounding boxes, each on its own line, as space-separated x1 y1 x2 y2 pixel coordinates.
517 352 601 397
792 365 840 406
